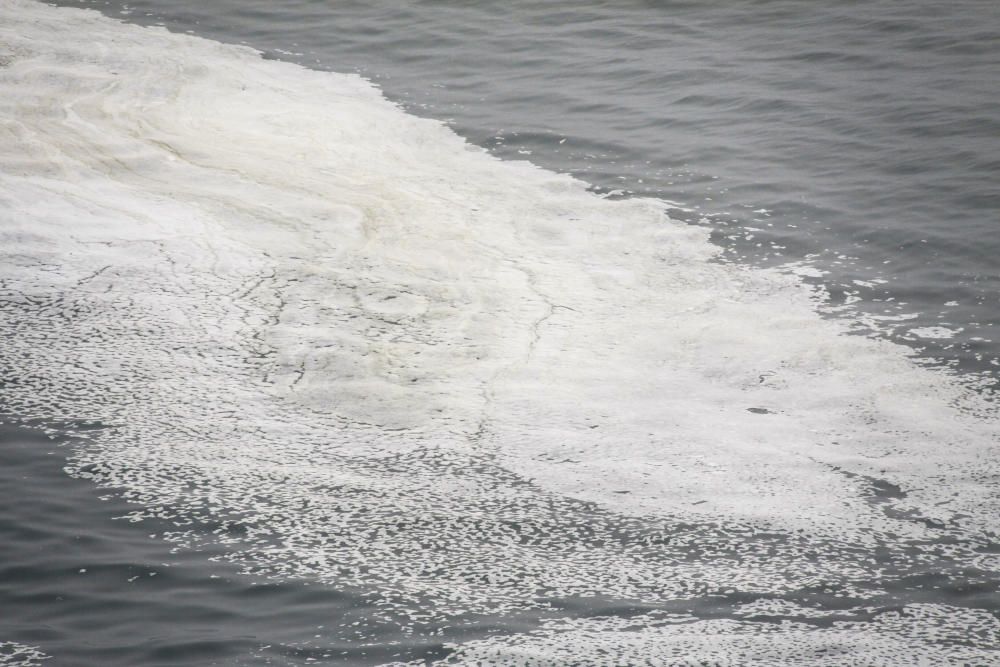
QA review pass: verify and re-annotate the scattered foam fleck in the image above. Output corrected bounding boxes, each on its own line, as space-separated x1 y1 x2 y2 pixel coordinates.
909 326 960 339
0 643 49 667
430 605 1000 666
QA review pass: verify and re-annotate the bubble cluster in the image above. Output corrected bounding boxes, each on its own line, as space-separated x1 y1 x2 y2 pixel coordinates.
0 644 49 667
419 605 1000 666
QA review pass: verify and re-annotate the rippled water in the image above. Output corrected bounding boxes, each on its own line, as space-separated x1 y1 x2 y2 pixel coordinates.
2 0 999 665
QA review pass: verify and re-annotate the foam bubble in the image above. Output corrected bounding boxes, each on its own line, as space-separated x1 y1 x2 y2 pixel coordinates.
0 643 49 667
909 326 960 340
425 604 1000 666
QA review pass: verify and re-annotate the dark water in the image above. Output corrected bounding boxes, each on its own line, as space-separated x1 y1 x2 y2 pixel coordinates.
3 1 1000 664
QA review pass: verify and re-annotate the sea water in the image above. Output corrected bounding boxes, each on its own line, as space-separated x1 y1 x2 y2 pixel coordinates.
1 1 998 664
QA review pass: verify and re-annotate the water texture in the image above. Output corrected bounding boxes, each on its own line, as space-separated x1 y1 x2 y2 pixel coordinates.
1 1 998 664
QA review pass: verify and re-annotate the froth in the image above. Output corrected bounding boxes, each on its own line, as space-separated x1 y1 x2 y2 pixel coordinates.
418 605 1000 666
0 643 50 667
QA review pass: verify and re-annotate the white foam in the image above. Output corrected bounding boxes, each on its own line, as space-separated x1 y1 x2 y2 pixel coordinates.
0 643 49 667
425 604 1000 666
0 0 998 659
909 326 960 340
